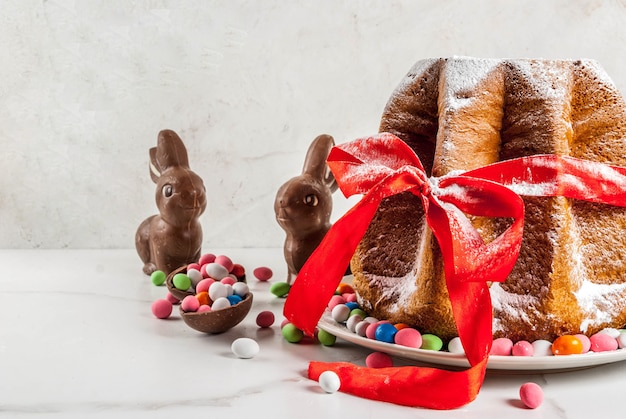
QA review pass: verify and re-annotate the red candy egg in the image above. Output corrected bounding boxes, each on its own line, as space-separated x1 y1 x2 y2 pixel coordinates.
253 266 273 281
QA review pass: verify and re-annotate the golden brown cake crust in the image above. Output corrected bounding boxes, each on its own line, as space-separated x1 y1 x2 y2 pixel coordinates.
352 57 626 342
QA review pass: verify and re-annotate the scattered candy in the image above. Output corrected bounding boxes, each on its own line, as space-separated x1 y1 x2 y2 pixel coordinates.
318 370 341 393
270 281 291 298
231 338 259 359
317 329 337 346
366 352 393 368
253 266 273 281
420 334 443 351
519 382 543 409
151 270 166 286
552 335 583 355
256 311 275 328
590 332 618 352
282 323 304 343
151 299 173 319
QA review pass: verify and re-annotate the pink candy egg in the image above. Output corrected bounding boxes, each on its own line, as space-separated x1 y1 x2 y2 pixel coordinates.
215 255 234 272
490 337 513 356
253 266 273 281
394 328 422 348
590 333 618 352
196 278 216 294
187 263 201 272
220 276 236 286
151 299 173 319
519 382 543 409
328 295 347 310
512 340 534 356
366 352 393 368
343 293 357 303
181 295 200 312
199 253 216 266
165 292 180 304
197 305 211 313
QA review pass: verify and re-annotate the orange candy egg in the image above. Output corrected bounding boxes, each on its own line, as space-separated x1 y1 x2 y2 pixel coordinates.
336 283 355 295
552 335 584 355
195 291 211 306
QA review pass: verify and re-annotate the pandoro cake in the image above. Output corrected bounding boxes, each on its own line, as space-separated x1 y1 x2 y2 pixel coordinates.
351 57 626 343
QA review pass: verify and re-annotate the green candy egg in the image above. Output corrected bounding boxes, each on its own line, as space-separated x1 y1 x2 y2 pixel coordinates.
151 270 166 286
317 329 337 346
282 323 304 343
270 281 291 298
172 273 191 291
349 308 367 319
420 334 444 351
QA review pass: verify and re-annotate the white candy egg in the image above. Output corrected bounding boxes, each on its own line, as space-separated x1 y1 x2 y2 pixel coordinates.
211 297 231 310
204 262 230 280
231 338 260 359
346 314 363 333
531 339 553 356
232 282 250 298
355 321 370 337
598 328 621 339
208 282 229 301
331 304 351 323
187 268 203 288
319 370 341 393
447 337 465 354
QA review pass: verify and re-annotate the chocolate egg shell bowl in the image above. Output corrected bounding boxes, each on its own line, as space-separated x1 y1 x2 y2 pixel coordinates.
165 265 253 333
180 292 253 334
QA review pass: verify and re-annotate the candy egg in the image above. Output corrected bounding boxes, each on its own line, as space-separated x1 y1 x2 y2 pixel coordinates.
211 297 231 310
331 304 351 323
531 339 553 356
552 335 583 355
151 299 173 319
519 382 543 409
196 278 215 294
366 352 393 368
589 332 618 352
282 323 304 343
317 329 337 346
215 255 234 272
172 273 192 291
448 337 465 354
375 323 398 343
227 295 243 305
181 295 200 312
256 311 275 328
394 328 422 349
253 266 273 281
187 268 203 288
232 282 250 298
328 295 347 310
208 282 229 301
270 282 291 297
618 332 626 349
151 270 166 286
346 314 363 333
490 337 513 356
231 338 259 359
318 371 341 393
199 253 216 266
420 334 443 351
204 262 230 280
355 321 370 337
574 334 591 353
512 341 534 356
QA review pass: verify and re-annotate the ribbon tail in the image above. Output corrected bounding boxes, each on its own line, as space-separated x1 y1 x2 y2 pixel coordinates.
283 193 382 336
309 359 488 409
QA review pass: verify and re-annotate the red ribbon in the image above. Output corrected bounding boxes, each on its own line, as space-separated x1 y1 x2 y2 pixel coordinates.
283 132 626 409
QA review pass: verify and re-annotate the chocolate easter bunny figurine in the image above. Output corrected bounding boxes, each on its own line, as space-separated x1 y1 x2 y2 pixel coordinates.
275 134 342 284
135 129 207 275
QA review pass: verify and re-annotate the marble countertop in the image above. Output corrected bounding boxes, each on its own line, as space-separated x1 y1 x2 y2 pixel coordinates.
1 249 624 418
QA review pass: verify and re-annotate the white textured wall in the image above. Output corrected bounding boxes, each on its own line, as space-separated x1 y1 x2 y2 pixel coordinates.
2 0 626 249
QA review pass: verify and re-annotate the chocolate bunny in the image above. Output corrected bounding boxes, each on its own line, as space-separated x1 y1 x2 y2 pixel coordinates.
275 134 344 284
135 129 207 276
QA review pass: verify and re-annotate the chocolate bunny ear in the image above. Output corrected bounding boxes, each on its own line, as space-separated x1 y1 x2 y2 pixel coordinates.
302 134 338 193
149 129 191 183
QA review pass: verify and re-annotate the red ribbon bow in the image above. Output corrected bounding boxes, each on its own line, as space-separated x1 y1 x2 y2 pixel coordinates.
283 132 626 409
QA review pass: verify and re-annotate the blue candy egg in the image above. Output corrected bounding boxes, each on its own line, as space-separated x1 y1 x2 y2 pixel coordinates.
345 302 359 311
375 323 398 343
227 295 243 305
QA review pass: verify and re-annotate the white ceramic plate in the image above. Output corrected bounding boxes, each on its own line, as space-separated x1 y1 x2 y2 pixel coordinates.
317 310 626 372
